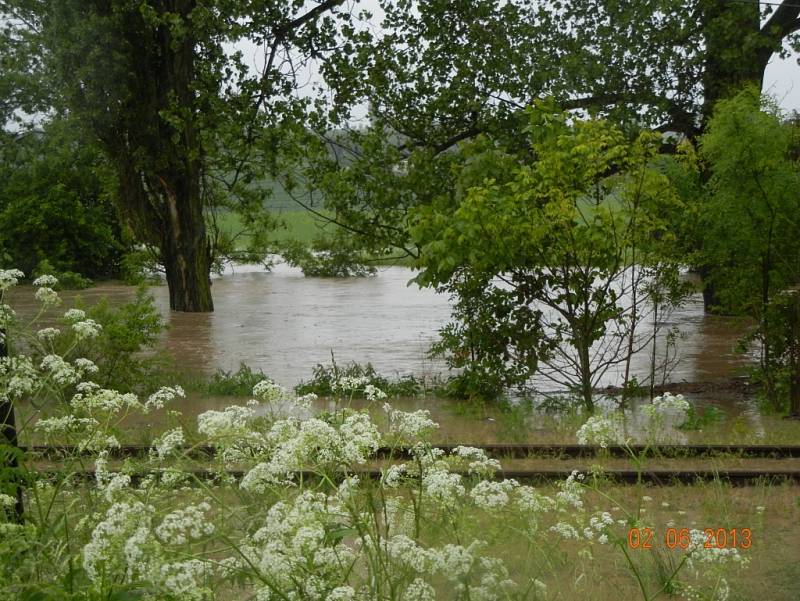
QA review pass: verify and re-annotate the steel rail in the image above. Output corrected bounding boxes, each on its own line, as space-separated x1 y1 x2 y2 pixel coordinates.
18 443 800 459
26 467 800 486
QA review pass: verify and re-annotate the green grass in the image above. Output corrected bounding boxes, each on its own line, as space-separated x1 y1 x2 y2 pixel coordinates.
214 208 417 267
215 209 336 247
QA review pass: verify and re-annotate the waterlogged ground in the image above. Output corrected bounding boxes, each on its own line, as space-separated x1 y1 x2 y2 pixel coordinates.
9 263 799 447
8 263 752 388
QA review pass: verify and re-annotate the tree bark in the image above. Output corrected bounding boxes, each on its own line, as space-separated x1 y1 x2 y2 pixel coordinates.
160 180 214 312
701 0 800 125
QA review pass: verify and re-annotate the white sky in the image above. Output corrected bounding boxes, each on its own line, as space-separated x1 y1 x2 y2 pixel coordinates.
764 53 800 112
238 0 800 116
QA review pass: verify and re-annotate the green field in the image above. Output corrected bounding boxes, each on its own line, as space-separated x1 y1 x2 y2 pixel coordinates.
214 208 337 247
214 208 415 267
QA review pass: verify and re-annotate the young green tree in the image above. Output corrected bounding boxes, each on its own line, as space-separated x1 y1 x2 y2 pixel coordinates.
698 88 800 411
411 106 687 409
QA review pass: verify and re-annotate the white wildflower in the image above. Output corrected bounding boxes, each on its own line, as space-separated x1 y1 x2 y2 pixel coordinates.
197 405 254 441
72 319 102 340
82 501 155 583
383 463 407 488
0 303 16 324
34 286 60 306
515 486 557 513
63 308 86 322
155 502 214 545
252 379 287 403
550 522 579 540
364 383 388 401
402 578 436 601
452 446 501 476
422 469 465 506
386 406 439 439
333 375 370 391
0 269 24 291
74 357 98 375
0 356 38 399
145 385 185 411
576 415 621 448
33 274 58 287
159 559 208 599
71 387 140 413
470 480 519 509
40 354 79 385
151 427 185 461
328 587 356 601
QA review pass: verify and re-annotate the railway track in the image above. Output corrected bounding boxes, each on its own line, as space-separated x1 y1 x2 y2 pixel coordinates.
15 443 800 486
28 467 800 486
19 443 800 459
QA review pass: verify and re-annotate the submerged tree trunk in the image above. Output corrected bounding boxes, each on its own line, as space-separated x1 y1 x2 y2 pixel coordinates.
160 182 214 312
578 342 594 412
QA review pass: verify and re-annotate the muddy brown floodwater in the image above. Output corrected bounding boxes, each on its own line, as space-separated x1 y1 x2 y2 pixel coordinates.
7 265 747 389
8 263 800 444
8 263 751 388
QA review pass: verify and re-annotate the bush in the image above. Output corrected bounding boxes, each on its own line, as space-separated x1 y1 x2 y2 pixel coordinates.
296 356 423 398
205 363 270 396
278 236 377 278
0 119 127 279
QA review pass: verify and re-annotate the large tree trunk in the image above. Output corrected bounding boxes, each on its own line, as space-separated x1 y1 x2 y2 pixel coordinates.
160 183 214 312
701 0 800 124
700 1 763 125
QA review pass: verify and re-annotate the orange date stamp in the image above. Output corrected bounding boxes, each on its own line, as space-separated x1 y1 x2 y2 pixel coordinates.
627 527 752 550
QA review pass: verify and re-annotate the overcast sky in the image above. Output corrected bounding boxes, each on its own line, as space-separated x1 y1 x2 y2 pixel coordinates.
237 1 800 116
764 53 800 112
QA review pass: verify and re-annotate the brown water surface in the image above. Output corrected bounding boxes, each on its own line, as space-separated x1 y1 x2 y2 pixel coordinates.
8 264 752 389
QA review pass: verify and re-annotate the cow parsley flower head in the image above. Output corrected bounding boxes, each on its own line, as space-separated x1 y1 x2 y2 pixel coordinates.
364 384 388 401
155 502 214 545
402 578 436 601
72 319 102 340
576 415 621 448
0 356 38 399
422 469 465 507
34 287 61 307
452 446 502 476
0 303 16 324
41 354 80 385
652 392 690 412
146 385 185 411
333 375 370 392
36 327 61 342
470 479 519 509
63 308 86 322
252 379 287 403
0 269 24 291
151 427 185 460
197 405 254 440
33 274 59 287
385 405 439 440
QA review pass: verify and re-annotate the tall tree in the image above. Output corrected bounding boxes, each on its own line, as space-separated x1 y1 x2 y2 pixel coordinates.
2 0 362 311
695 89 800 410
300 0 800 261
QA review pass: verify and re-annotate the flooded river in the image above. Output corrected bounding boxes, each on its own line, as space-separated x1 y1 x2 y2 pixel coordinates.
10 263 795 445
9 263 751 389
